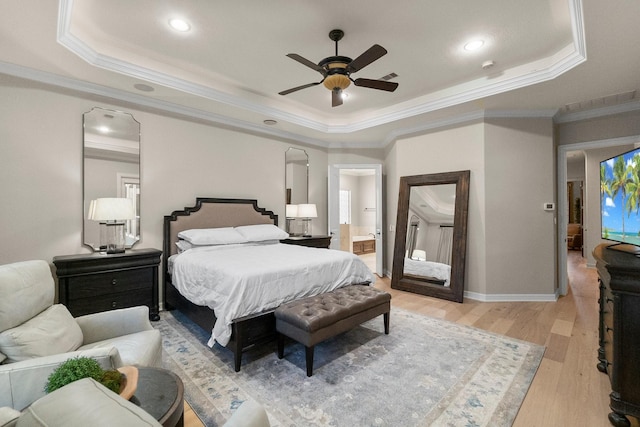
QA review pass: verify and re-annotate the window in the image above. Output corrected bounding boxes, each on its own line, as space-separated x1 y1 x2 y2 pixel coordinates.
340 190 351 224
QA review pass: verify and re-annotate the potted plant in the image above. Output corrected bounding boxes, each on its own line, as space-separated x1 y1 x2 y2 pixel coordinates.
45 356 137 399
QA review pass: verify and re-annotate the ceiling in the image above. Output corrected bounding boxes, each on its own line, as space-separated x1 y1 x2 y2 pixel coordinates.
1 0 639 149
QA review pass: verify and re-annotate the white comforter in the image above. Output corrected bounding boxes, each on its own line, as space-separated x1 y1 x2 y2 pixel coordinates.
403 257 451 287
170 243 375 346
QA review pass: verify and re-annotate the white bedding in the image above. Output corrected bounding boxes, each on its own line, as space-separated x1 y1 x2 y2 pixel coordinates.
169 242 375 347
403 257 451 287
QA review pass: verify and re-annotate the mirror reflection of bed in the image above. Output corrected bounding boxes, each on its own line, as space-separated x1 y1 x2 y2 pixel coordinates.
391 171 469 303
404 185 455 287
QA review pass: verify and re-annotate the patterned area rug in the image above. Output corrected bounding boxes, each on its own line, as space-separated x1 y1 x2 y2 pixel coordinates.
155 308 544 426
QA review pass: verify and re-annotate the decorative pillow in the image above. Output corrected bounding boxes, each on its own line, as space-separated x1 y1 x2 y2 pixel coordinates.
177 227 248 245
175 239 194 253
0 304 83 364
235 224 289 242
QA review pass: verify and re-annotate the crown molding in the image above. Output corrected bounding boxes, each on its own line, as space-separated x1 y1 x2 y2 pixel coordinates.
554 100 640 124
57 0 586 135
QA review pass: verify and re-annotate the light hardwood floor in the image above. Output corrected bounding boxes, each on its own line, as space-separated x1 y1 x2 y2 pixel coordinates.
183 251 636 427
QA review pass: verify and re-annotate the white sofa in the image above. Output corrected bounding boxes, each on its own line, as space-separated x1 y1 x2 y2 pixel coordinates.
0 260 162 410
0 378 271 427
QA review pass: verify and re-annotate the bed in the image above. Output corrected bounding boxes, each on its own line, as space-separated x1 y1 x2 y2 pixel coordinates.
403 257 451 287
163 197 375 371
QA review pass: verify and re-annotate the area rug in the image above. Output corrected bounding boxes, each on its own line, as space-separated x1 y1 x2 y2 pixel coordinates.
155 308 544 426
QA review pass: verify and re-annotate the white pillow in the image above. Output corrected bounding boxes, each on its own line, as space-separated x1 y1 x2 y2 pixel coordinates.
0 304 83 363
177 227 248 245
175 240 193 253
235 224 289 242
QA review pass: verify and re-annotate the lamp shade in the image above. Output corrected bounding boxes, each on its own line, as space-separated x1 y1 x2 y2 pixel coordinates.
286 204 299 218
88 198 135 221
297 204 317 218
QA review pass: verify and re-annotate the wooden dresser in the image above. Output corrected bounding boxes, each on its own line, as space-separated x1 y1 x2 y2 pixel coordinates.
593 243 640 427
53 249 162 321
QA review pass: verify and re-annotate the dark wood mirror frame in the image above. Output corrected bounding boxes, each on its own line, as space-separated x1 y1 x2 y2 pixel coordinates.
391 170 470 302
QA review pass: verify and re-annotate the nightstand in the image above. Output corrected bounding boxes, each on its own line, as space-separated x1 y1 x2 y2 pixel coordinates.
280 235 332 249
53 249 162 321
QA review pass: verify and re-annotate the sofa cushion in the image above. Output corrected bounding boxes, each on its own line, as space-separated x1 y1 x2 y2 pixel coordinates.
0 260 54 332
0 305 83 364
16 378 160 426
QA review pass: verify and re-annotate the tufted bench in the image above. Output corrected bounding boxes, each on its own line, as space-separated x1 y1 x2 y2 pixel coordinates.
275 284 391 376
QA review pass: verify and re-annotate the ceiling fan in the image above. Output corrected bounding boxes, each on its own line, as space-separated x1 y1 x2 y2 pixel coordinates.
279 29 398 107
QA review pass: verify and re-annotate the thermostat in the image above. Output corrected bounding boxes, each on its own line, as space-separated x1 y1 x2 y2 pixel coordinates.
543 202 555 211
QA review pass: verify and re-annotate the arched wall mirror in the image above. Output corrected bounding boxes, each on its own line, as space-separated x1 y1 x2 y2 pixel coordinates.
391 170 470 302
285 148 309 234
83 107 141 251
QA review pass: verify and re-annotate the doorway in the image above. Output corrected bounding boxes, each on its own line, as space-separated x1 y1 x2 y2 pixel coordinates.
557 135 640 295
328 164 383 277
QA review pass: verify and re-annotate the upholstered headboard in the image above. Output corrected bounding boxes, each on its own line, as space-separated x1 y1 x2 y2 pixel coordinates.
163 198 278 260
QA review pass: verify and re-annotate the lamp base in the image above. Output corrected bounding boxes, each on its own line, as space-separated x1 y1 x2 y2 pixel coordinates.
104 222 126 254
301 218 312 237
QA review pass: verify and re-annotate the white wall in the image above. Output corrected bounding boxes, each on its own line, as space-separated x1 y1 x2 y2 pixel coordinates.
386 118 556 298
386 122 487 295
0 85 328 268
1 82 561 300
484 118 555 295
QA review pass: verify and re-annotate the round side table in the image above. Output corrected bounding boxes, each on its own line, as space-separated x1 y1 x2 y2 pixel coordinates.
130 367 185 427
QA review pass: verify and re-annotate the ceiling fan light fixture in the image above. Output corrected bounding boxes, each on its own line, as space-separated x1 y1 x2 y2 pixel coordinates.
323 74 350 91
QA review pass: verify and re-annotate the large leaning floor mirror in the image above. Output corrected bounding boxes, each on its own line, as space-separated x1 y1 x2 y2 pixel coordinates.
391 170 470 302
83 107 141 253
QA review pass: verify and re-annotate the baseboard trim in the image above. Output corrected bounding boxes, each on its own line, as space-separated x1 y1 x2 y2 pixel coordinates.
464 291 558 302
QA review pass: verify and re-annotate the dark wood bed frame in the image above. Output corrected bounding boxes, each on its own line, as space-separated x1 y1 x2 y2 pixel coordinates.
162 197 280 372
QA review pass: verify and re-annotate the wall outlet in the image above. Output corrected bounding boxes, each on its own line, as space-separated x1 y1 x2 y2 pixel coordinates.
543 202 555 211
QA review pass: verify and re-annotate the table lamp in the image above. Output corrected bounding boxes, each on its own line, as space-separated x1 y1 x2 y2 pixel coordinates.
297 203 317 237
89 198 135 254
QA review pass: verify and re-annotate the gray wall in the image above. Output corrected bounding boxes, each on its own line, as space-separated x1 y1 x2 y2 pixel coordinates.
8 81 629 301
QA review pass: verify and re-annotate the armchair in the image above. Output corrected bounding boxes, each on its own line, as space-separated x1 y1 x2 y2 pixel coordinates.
567 223 583 250
0 378 271 427
0 260 162 410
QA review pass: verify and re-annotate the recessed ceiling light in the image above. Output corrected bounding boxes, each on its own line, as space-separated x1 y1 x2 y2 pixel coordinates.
97 125 110 134
464 40 484 51
169 18 190 32
341 92 349 100
263 119 277 126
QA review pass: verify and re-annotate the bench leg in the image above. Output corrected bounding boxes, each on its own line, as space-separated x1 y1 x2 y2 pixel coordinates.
277 333 285 359
305 346 315 377
383 312 390 334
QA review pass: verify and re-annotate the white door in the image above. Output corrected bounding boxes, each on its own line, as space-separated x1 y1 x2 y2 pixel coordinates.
328 164 383 277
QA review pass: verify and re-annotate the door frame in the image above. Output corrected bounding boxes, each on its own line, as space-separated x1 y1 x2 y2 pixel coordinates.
557 135 640 295
328 164 383 277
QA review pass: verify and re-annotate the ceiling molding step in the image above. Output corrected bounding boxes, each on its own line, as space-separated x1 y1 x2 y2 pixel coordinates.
372 109 557 149
57 0 587 136
554 100 640 124
0 60 331 149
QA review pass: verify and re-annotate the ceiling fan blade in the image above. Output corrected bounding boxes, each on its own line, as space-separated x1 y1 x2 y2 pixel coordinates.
286 53 325 74
279 81 322 96
353 78 398 92
332 89 343 107
346 44 387 73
